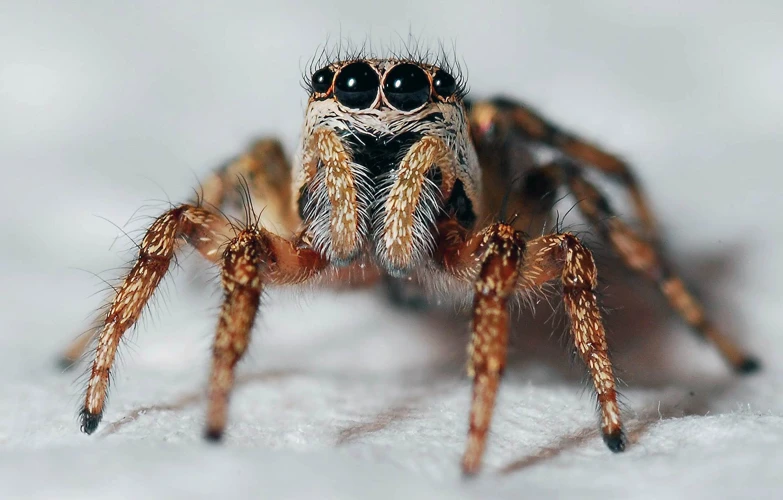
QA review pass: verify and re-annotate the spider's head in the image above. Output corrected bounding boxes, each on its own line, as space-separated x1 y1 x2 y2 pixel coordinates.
293 57 481 276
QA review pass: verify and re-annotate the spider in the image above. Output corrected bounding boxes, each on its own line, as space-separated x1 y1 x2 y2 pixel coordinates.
62 49 760 475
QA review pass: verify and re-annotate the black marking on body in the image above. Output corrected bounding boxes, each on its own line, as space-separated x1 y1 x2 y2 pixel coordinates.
346 131 423 179
446 179 476 229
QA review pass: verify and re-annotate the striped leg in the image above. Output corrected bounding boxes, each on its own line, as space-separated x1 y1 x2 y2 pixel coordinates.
562 162 759 373
453 223 623 475
469 98 658 241
80 206 228 433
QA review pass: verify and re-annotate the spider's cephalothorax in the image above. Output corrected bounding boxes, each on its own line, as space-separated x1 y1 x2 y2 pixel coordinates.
64 49 760 476
294 58 480 276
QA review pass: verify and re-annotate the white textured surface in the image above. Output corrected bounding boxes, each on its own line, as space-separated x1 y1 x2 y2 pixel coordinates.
1 2 782 499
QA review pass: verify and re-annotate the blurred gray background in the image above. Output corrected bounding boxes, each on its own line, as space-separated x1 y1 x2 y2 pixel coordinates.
0 2 781 499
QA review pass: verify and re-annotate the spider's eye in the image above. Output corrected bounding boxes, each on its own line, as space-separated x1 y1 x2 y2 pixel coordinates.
383 64 430 111
311 67 334 94
334 62 379 109
433 69 457 98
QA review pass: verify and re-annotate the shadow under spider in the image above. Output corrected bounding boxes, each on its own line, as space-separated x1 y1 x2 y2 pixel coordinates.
98 243 751 470
498 386 717 476
99 368 298 437
99 362 461 439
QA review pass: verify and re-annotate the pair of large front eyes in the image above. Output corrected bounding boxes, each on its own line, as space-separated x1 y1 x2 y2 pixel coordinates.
311 62 457 111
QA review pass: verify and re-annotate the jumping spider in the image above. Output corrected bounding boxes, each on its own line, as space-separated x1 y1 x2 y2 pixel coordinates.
63 50 759 475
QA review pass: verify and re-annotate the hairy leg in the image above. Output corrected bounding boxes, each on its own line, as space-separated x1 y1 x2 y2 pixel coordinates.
438 221 623 474
461 223 524 475
204 229 265 440
80 205 228 432
519 233 626 451
61 138 297 367
561 162 759 373
469 98 658 241
203 225 326 440
79 204 326 436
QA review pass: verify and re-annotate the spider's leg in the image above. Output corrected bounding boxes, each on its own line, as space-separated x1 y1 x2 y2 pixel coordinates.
204 225 326 440
469 98 658 242
79 205 229 433
519 233 626 452
438 221 624 474
200 138 299 233
459 223 524 475
560 162 759 373
60 138 297 368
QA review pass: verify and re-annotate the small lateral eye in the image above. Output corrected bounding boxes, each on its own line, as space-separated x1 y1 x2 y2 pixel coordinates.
311 67 334 94
433 69 457 97
334 61 380 109
383 63 431 111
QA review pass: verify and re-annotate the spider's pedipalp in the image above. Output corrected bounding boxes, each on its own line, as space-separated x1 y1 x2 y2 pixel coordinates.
65 47 759 476
294 58 481 276
299 127 368 264
378 135 456 274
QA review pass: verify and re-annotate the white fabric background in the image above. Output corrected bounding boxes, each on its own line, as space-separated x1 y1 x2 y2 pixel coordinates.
1 2 781 499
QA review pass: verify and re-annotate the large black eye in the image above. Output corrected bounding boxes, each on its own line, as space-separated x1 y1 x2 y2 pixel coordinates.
383 64 430 111
311 67 334 94
334 62 379 109
433 69 457 97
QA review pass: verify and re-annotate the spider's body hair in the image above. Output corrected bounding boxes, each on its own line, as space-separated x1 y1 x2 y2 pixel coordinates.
65 46 760 477
293 58 480 277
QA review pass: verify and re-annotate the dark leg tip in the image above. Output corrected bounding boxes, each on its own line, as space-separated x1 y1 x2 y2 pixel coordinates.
461 469 479 480
603 430 627 453
736 357 762 375
203 428 224 443
79 408 102 435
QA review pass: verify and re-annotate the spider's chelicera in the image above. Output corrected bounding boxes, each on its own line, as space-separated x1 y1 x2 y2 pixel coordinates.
63 51 760 475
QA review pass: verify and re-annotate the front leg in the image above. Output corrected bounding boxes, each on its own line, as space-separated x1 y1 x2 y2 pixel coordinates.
60 137 297 368
439 221 624 475
461 223 524 475
520 233 626 451
78 203 326 436
80 205 229 432
205 225 326 440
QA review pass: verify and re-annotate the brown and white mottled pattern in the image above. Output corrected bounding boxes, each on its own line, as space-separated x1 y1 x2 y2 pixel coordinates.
468 98 658 242
563 166 757 372
462 223 524 474
439 223 624 474
302 128 364 262
381 136 456 272
205 228 267 440
81 206 227 430
66 53 758 477
519 232 624 450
